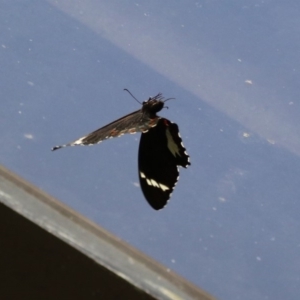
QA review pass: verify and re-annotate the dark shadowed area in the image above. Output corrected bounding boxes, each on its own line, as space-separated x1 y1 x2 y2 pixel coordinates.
1 1 300 299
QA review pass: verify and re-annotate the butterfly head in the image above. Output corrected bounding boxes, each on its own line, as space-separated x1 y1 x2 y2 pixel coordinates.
142 93 167 115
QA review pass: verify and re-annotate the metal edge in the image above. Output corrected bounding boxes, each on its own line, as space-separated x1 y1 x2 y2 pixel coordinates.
0 164 216 300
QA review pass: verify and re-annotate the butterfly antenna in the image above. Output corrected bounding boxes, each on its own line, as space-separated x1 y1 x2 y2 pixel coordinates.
163 97 175 110
124 89 142 104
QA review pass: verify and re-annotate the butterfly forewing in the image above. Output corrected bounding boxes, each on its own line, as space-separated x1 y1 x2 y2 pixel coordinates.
138 118 190 210
74 110 159 145
52 108 160 151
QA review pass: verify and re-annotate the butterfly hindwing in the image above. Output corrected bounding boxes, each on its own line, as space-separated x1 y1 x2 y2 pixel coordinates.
138 118 190 210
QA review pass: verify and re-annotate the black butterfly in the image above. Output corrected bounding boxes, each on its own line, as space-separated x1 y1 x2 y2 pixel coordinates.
52 93 190 210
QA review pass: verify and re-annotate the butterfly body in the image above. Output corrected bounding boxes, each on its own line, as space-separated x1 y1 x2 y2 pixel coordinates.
52 93 190 210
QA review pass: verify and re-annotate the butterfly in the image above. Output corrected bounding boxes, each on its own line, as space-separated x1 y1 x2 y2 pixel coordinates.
52 92 190 210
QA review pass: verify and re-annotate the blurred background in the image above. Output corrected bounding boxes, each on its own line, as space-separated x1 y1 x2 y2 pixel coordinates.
1 1 300 299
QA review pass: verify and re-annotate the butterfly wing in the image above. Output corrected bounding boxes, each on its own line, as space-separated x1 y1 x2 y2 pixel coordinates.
138 118 190 210
52 109 159 151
